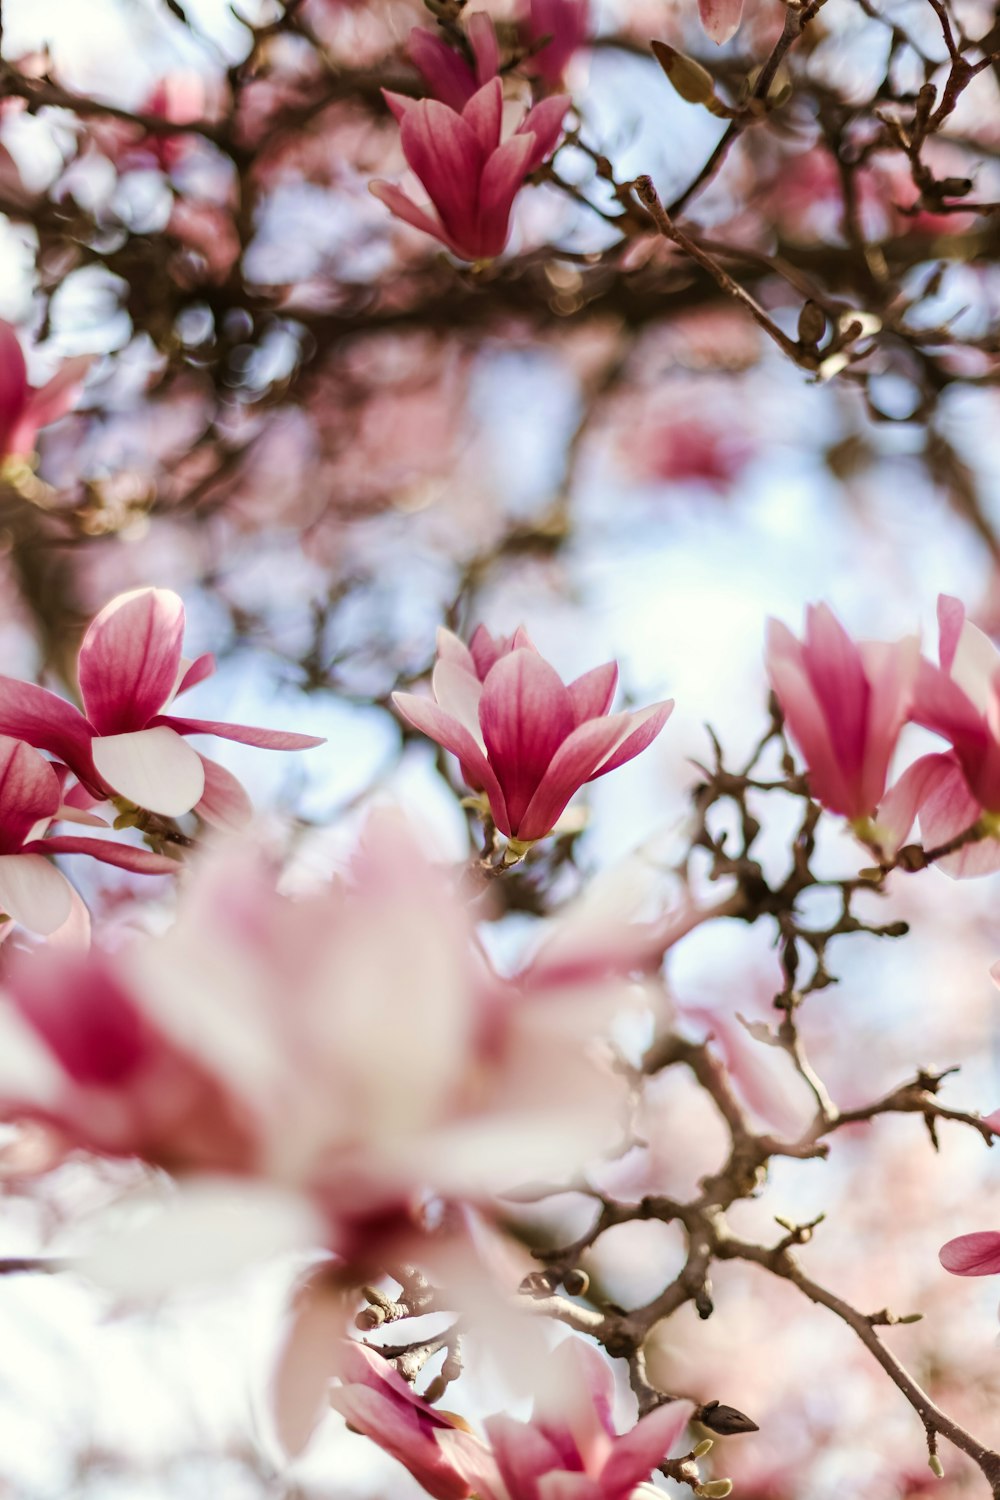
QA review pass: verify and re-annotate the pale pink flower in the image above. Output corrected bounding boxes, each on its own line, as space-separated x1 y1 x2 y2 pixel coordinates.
765 604 919 823
370 79 569 262
699 0 744 44
393 625 673 844
0 587 323 819
521 0 590 85
408 15 500 111
0 321 91 462
0 735 174 935
0 815 622 1250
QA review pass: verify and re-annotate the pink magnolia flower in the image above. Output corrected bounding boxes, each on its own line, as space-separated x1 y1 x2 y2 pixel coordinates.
940 1231 1000 1276
521 0 590 85
765 604 919 824
335 1337 694 1500
409 15 500 111
370 78 569 262
0 734 174 936
699 0 744 44
881 595 1000 875
393 625 673 845
0 815 622 1251
0 322 91 462
0 587 323 819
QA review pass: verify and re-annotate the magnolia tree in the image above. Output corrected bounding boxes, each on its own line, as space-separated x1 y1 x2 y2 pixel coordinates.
1 0 1000 1497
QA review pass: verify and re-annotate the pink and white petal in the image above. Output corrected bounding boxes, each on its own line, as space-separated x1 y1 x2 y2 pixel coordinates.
0 735 62 853
588 699 674 778
28 835 177 875
173 652 216 699
484 1412 569 1498
516 714 629 841
53 803 108 828
20 354 92 434
194 755 253 830
567 662 618 724
600 1401 695 1495
857 635 921 813
433 658 486 747
698 0 744 43
477 133 536 257
436 627 479 677
369 179 450 247
536 1476 602 1500
328 1385 471 1500
78 588 186 735
44 882 91 949
155 714 325 751
518 94 571 170
916 755 1000 878
0 853 73 935
940 1231 1000 1276
0 676 96 783
468 9 501 85
874 752 960 856
393 691 508 824
462 77 503 156
271 1270 348 1457
941 597 1000 710
435 1428 507 1500
400 102 485 249
479 649 576 834
938 593 966 673
92 725 206 816
766 620 853 814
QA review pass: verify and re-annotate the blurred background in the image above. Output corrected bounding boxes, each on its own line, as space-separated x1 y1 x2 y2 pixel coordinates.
1 0 1000 1494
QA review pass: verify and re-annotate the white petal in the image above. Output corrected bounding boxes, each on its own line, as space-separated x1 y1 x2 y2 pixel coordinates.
952 618 1000 711
92 726 205 816
0 854 73 935
432 658 486 749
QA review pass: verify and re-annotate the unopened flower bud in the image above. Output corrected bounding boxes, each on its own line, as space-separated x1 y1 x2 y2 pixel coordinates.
562 1268 590 1297
650 41 718 106
695 1481 733 1498
929 1454 945 1479
693 1439 715 1458
798 300 826 347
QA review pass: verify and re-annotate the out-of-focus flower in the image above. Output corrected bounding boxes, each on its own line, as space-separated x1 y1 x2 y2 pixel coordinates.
765 604 919 824
0 321 91 463
334 1336 694 1500
0 588 323 819
370 79 569 262
699 0 744 45
940 1231 1000 1276
0 815 622 1253
409 15 500 111
630 414 753 492
393 625 673 846
0 735 173 935
520 0 590 85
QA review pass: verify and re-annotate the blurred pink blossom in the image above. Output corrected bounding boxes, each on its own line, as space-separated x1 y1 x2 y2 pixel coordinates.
0 322 91 462
409 15 500 111
521 0 590 85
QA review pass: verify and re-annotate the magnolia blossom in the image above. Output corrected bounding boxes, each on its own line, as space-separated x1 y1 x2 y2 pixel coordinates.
699 0 744 43
393 625 673 845
370 79 569 262
0 321 91 462
333 1337 694 1500
765 604 919 825
408 15 500 110
0 587 323 819
521 0 590 85
0 816 622 1253
0 734 174 935
879 595 1000 875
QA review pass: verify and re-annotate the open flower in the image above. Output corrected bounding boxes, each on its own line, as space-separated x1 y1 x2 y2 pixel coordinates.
0 734 174 935
334 1337 694 1500
0 321 91 463
370 78 569 262
765 604 919 825
393 625 673 845
0 587 323 819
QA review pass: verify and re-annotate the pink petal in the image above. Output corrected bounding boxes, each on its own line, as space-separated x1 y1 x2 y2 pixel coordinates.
271 1271 347 1457
392 690 507 826
566 662 618 724
0 321 29 457
16 354 92 452
479 649 576 835
369 179 451 248
78 588 186 734
949 611 1000 713
477 132 536 257
698 0 744 43
28 835 176 875
484 1413 569 1498
92 726 206 816
857 636 920 815
537 1477 601 1500
468 10 500 85
876 752 958 855
436 627 479 677
938 593 966 673
400 101 485 254
0 735 61 853
911 754 1000 877
433 658 486 746
0 676 96 785
515 714 628 841
766 618 853 815
408 29 478 110
600 1401 695 1494
329 1384 472 1500
175 653 216 697
8 947 150 1084
0 853 73 935
382 89 416 125
194 754 253 830
155 714 325 750
518 94 571 170
800 605 870 800
588 699 674 778
940 1231 1000 1276
462 77 503 156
